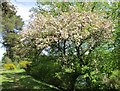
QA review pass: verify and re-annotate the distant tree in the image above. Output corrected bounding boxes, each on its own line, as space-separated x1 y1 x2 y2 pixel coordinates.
1 1 24 61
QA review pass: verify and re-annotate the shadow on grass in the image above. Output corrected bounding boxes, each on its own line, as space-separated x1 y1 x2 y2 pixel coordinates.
2 75 59 91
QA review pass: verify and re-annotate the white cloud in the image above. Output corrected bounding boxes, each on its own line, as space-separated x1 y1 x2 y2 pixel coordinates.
10 0 36 28
16 4 32 21
0 34 5 61
11 1 35 22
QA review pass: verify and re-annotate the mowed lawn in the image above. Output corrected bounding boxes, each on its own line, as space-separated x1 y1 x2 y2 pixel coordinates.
1 69 60 91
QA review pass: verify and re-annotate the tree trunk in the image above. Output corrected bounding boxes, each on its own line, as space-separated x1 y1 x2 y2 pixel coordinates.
66 73 80 91
63 39 66 55
76 46 84 65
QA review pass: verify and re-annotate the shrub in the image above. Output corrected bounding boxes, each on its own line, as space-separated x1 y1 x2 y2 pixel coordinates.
3 63 16 70
19 61 32 68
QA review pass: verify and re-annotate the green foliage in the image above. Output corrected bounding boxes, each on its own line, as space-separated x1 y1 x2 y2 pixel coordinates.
1 2 24 31
28 56 61 86
2 55 12 63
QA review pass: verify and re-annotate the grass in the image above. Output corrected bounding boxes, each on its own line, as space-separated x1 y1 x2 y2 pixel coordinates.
1 69 60 91
0 69 25 74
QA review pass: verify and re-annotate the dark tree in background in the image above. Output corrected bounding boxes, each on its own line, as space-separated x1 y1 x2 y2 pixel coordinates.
1 1 24 62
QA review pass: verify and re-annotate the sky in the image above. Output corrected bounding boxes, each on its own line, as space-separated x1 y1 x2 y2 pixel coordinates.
11 0 36 21
0 0 36 61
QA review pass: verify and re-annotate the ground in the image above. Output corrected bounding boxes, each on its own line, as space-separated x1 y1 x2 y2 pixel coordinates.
1 69 59 91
